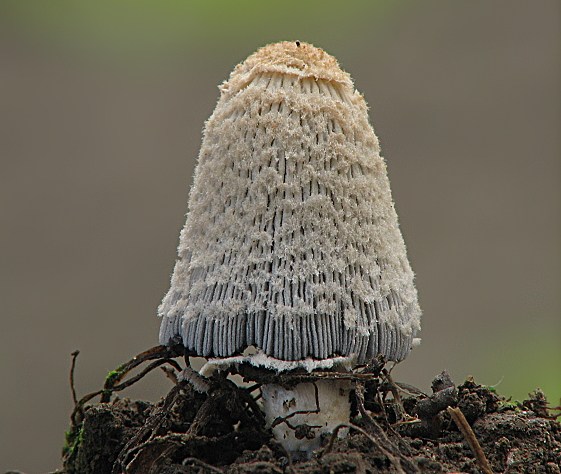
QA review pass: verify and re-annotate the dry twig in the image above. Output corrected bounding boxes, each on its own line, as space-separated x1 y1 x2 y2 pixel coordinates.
447 406 493 474
354 383 420 474
323 423 406 474
69 350 80 406
69 345 182 427
112 384 182 474
182 457 224 473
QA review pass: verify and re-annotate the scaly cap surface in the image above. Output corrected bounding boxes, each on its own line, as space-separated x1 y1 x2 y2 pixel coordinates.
159 41 421 365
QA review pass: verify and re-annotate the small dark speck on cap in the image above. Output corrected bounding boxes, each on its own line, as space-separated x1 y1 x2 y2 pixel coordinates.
295 41 301 47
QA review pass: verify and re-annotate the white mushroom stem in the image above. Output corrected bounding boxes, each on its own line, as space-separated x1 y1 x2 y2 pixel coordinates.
261 379 351 458
200 352 355 458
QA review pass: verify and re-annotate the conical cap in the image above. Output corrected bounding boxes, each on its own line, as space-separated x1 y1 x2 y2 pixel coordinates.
159 41 421 364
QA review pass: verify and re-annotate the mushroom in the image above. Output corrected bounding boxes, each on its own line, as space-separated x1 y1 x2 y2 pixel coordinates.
159 41 421 458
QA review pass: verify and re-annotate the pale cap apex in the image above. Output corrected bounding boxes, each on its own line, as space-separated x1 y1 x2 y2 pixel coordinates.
221 41 353 97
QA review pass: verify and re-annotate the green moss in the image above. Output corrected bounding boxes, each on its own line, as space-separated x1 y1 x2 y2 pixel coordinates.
62 423 84 465
105 365 125 388
497 399 522 413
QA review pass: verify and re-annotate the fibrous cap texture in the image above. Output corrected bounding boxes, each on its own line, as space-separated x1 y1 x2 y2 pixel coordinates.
159 41 421 366
220 41 353 99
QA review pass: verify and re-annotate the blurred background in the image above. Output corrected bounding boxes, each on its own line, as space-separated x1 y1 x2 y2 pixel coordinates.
1 1 559 472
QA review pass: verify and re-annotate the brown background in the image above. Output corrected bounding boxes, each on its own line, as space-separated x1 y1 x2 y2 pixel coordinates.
1 1 559 472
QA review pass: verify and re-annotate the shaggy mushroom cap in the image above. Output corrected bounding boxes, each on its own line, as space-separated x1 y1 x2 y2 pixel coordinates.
159 41 421 365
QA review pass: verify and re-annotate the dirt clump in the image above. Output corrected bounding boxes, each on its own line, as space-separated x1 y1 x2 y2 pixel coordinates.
15 348 561 474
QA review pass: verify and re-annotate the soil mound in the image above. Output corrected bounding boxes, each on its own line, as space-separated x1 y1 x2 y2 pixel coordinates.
14 347 561 474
